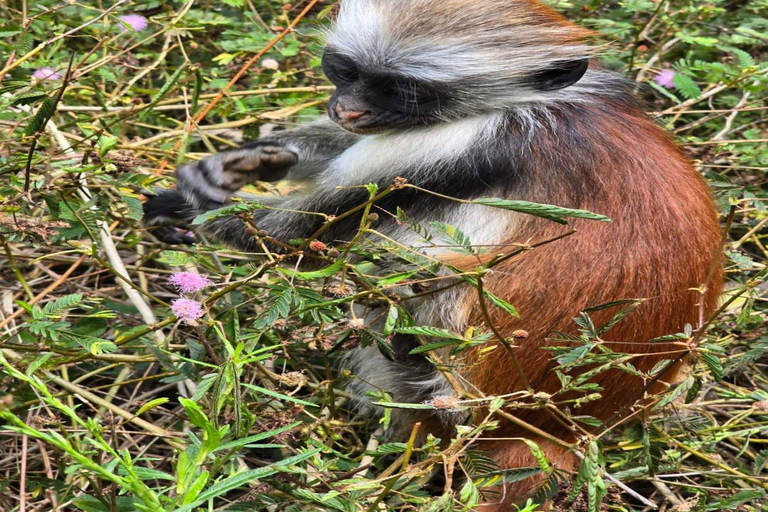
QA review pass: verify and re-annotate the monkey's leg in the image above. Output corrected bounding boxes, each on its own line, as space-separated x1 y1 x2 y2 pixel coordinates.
476 436 576 511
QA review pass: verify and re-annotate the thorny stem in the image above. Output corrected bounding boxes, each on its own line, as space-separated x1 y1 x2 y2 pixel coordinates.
475 273 533 393
299 183 399 251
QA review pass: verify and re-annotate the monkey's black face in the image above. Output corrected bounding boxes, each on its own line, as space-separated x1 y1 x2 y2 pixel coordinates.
322 50 444 133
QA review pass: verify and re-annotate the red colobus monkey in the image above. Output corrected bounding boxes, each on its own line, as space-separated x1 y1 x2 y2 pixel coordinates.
144 0 723 506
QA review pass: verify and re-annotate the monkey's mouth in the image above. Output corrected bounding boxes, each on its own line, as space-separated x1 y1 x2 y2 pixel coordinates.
329 110 415 134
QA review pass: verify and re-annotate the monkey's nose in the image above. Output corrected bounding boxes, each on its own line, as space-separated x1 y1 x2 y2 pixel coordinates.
335 104 369 121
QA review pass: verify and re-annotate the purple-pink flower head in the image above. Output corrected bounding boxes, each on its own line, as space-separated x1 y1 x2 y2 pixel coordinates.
654 69 676 89
32 67 61 81
168 272 212 294
171 298 204 324
118 14 149 32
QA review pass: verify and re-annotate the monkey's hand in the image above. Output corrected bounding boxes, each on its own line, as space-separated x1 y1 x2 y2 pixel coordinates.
143 143 297 245
176 143 298 209
142 189 199 245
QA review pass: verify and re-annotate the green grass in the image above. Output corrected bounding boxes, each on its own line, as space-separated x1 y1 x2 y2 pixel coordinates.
0 1 766 511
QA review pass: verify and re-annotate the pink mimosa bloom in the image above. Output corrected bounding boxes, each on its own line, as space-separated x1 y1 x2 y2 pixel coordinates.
32 67 61 80
168 272 212 294
171 298 204 324
654 69 676 89
118 14 149 32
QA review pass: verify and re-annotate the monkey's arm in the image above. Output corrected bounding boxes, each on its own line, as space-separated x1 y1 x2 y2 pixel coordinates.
258 118 362 181
143 118 361 244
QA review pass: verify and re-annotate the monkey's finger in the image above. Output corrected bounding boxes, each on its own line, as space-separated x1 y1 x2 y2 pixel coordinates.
218 146 296 182
259 146 299 168
176 160 234 206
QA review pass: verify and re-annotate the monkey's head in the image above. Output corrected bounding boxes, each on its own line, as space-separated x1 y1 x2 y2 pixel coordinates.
323 0 595 133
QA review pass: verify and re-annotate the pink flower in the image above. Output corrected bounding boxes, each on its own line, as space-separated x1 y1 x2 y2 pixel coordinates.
118 14 149 32
171 298 204 324
261 58 280 70
32 67 61 81
308 240 327 252
425 395 461 410
168 272 212 294
654 69 676 89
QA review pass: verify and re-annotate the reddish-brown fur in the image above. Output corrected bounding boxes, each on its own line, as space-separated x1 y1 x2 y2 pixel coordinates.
441 100 722 508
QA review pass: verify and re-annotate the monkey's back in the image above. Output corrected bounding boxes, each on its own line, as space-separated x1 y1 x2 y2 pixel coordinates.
454 99 722 430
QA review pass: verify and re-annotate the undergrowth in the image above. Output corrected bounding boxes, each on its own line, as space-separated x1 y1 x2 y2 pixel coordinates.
0 1 766 511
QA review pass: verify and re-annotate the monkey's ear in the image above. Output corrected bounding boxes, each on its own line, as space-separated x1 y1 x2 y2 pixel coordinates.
531 58 590 91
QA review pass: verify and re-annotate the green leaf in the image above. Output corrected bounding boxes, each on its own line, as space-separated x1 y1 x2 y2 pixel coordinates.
429 221 474 253
14 32 34 54
523 439 552 474
755 450 768 475
277 258 344 280
0 25 22 38
25 353 54 376
180 471 209 505
191 201 265 225
130 466 176 481
170 448 323 512
459 479 480 507
373 442 408 454
474 466 543 487
370 401 434 410
704 489 766 510
685 375 702 403
179 397 210 430
649 359 672 376
215 422 302 452
24 96 56 137
376 269 419 286
123 196 144 221
136 398 169 416
471 197 611 224
97 134 119 158
383 305 399 335
72 496 139 512
654 376 694 409
701 352 724 381
396 326 463 340
422 493 456 512
723 46 755 68
672 73 702 99
42 293 83 316
648 333 689 342
148 64 186 105
409 338 464 354
242 383 319 408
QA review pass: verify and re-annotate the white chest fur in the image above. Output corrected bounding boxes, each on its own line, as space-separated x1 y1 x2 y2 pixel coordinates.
320 114 504 187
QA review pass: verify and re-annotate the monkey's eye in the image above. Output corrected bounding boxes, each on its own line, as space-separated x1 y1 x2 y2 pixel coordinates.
334 67 359 83
321 51 359 85
324 64 359 85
